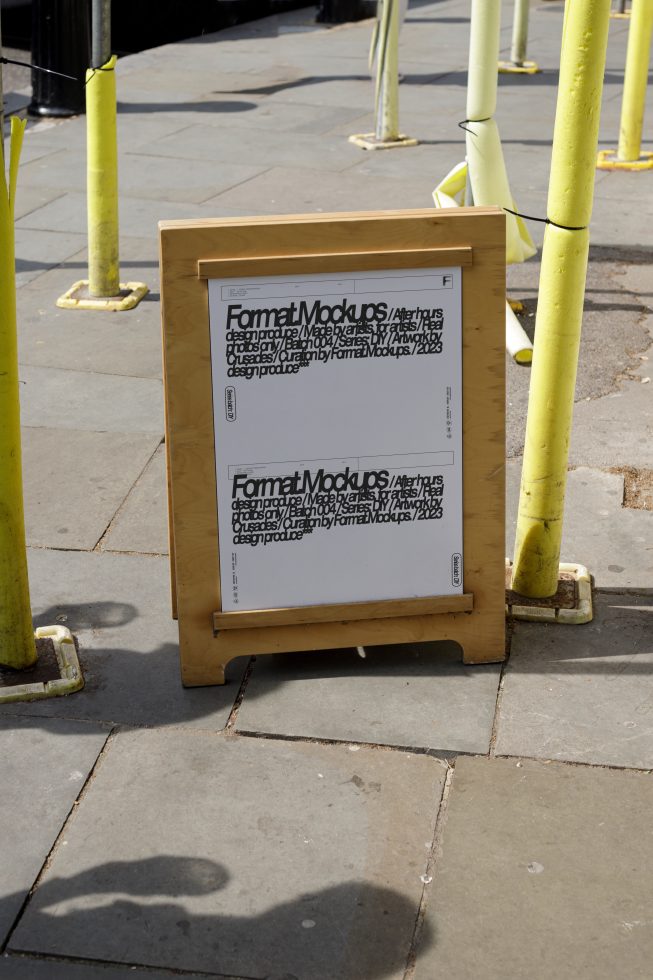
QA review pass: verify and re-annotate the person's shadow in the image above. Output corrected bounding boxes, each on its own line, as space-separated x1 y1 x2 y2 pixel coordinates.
5 855 435 978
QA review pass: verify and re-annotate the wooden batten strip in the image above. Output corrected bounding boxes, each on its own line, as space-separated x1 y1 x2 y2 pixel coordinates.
213 593 474 631
197 246 473 279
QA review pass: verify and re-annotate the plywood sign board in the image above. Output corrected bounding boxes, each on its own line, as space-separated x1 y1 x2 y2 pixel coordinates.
159 208 506 687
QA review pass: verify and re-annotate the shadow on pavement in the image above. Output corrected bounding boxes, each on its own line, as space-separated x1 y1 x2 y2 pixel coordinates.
510 594 653 674
117 100 258 114
406 15 470 22
588 244 653 265
5 856 433 978
210 66 631 96
15 259 160 274
33 602 138 633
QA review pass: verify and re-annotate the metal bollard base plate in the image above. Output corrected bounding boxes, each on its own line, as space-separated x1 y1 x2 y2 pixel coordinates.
0 626 84 704
505 559 593 625
348 132 418 151
57 280 149 311
596 149 653 172
498 60 540 74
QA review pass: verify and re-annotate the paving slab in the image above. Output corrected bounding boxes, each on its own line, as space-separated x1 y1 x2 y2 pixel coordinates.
2 550 245 729
413 756 653 980
505 462 652 589
16 293 162 379
327 101 461 142
19 149 268 206
3 137 59 169
116 99 366 138
15 192 245 241
0 718 109 945
16 253 162 381
591 191 653 248
348 137 465 181
13 187 65 223
131 121 363 172
236 643 501 753
261 76 435 113
615 258 653 303
14 228 88 289
120 42 272 75
9 730 445 979
22 428 161 551
495 593 653 769
506 254 652 459
118 66 262 100
23 111 201 154
208 164 439 212
18 365 163 434
0 955 212 979
145 63 319 96
101 444 168 555
569 381 653 470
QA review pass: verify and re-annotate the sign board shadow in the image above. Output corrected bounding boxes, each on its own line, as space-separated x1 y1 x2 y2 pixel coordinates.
160 208 506 686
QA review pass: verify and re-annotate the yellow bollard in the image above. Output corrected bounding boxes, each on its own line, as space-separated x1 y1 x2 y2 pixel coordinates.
87 55 120 297
598 0 653 170
349 0 417 150
376 0 399 142
511 0 530 65
499 0 541 74
512 0 612 597
0 118 37 669
57 56 148 311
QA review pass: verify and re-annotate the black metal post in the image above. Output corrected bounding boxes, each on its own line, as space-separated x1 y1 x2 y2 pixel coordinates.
29 0 90 116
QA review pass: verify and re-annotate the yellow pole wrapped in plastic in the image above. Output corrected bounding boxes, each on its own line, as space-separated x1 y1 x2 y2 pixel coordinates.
56 56 148 311
0 117 37 669
463 0 535 263
376 0 399 142
350 0 416 150
512 0 611 597
499 0 540 74
511 0 530 65
87 55 119 297
434 0 536 363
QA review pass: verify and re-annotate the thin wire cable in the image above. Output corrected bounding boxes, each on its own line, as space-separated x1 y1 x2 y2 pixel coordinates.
457 116 491 134
503 205 587 232
0 56 78 82
458 117 588 231
85 64 115 86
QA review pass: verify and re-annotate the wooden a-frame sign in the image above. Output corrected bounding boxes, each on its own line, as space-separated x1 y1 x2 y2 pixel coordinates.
159 208 506 686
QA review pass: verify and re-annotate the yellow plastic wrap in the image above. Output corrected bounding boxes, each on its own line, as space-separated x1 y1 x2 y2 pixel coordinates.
466 119 536 264
466 0 500 120
432 137 536 266
433 0 535 266
0 118 37 668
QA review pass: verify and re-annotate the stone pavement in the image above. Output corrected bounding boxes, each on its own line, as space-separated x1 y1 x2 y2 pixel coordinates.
1 1 652 977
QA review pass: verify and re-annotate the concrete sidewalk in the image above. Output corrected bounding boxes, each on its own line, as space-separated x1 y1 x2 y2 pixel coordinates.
1 1 652 977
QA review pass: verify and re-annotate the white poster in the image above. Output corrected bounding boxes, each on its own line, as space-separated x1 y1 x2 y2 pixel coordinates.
208 266 463 612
